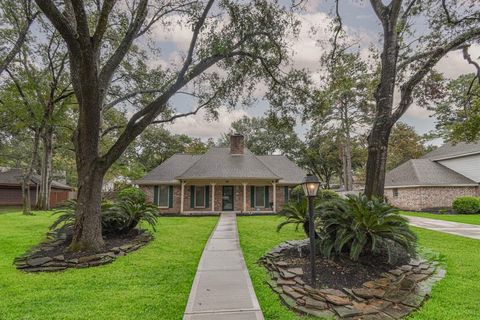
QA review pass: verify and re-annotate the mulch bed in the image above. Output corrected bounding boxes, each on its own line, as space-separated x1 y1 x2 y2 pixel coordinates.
14 228 153 272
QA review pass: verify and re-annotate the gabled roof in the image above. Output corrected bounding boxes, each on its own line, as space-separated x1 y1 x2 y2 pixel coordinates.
177 147 279 180
134 154 202 184
421 142 480 161
135 147 306 185
385 159 477 188
257 155 307 184
0 168 73 190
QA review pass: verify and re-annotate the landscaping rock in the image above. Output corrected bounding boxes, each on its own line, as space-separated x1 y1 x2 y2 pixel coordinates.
27 256 52 267
303 296 328 310
352 288 385 299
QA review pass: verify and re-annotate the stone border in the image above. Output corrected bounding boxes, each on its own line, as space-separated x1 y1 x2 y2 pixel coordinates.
14 230 153 272
260 240 446 319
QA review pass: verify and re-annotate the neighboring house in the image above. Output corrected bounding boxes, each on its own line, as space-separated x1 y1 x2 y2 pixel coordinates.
385 142 480 211
134 134 306 214
0 168 74 207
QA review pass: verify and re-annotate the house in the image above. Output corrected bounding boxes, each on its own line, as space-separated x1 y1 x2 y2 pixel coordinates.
134 134 306 214
0 168 74 207
385 142 480 211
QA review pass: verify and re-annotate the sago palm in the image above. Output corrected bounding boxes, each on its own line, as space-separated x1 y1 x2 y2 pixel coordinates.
277 200 319 238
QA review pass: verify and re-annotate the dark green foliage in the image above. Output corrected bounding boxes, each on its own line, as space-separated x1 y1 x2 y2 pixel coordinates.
117 187 146 204
316 194 417 262
103 200 158 234
276 200 318 237
452 196 480 214
317 189 340 202
51 197 157 235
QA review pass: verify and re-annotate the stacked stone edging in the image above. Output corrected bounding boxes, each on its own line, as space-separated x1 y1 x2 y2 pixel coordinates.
14 230 153 272
261 240 446 319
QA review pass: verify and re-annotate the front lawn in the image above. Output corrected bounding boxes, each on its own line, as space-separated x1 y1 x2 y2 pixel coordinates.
0 210 217 320
402 211 480 226
238 216 480 320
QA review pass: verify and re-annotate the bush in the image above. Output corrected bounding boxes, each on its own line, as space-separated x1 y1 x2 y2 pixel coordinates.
289 185 340 204
316 194 417 262
452 196 480 214
117 187 146 204
277 200 319 237
51 196 158 235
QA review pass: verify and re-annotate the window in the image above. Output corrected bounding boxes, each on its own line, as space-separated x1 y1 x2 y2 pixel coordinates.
157 185 169 207
393 188 399 197
254 186 266 207
284 186 290 202
195 186 206 207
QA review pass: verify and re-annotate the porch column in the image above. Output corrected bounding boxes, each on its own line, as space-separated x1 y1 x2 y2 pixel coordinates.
272 181 276 212
211 183 216 212
180 181 185 214
243 182 247 212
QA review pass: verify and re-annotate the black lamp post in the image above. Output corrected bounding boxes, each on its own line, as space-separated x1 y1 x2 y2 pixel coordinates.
301 173 320 285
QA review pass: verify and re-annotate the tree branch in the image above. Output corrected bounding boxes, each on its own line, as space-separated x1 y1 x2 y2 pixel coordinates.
34 0 78 46
392 28 480 122
93 0 116 49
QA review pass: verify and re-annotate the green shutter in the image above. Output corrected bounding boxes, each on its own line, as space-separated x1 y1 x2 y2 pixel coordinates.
284 186 289 203
168 185 174 208
205 186 210 207
250 186 255 207
265 186 270 208
190 186 195 208
153 186 159 205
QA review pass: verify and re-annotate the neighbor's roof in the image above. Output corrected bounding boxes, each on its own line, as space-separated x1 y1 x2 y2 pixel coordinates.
421 142 480 161
134 154 202 184
385 159 477 188
135 147 306 184
0 168 73 190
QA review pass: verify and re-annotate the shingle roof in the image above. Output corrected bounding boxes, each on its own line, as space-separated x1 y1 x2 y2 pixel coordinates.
421 142 480 160
0 168 73 190
134 154 202 184
257 155 307 184
385 159 477 188
135 148 306 184
177 148 280 180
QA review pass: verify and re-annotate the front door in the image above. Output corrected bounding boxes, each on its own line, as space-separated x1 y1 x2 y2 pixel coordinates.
222 186 234 211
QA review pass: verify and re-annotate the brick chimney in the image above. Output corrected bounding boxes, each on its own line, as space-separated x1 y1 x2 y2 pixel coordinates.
230 134 244 155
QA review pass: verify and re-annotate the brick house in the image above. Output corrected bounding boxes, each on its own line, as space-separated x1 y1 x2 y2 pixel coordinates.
385 142 480 211
0 168 74 207
134 134 306 214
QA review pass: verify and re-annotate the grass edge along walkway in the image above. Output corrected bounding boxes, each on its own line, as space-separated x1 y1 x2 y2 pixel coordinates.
237 215 480 320
0 211 217 320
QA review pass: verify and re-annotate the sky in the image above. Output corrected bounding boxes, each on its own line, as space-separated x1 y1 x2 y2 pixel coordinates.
151 0 480 144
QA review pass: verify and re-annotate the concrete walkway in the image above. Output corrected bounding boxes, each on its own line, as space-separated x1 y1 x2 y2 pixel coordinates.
405 215 480 240
183 213 264 320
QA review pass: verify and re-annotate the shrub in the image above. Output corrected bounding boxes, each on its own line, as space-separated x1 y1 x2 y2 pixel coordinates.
277 200 320 238
51 196 158 235
317 189 340 202
117 187 146 204
452 196 480 214
316 194 417 262
102 200 158 234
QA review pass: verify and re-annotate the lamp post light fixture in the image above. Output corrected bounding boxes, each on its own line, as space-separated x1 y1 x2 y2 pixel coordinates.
301 173 321 285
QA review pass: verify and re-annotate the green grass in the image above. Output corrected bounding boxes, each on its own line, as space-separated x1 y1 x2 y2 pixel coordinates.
402 211 480 225
237 216 480 320
0 210 217 320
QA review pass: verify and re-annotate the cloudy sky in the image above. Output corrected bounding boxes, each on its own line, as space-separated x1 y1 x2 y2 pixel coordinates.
151 0 480 142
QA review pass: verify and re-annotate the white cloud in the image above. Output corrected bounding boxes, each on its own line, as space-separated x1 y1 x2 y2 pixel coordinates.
435 44 480 79
166 107 249 139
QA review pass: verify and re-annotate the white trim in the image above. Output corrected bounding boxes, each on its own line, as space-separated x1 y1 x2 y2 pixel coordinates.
272 182 276 212
243 183 247 212
180 181 185 213
432 150 480 161
211 183 216 212
385 184 479 189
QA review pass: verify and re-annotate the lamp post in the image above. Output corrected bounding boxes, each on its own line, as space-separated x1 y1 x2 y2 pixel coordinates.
301 173 320 285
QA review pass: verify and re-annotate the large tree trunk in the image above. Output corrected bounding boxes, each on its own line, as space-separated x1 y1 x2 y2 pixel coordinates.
69 166 105 252
38 127 53 210
364 123 392 198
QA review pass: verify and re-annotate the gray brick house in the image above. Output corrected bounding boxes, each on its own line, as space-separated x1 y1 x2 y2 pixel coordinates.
134 135 306 214
385 142 480 211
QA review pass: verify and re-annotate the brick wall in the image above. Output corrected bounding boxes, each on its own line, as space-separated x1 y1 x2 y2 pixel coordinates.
385 186 480 211
141 184 291 214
